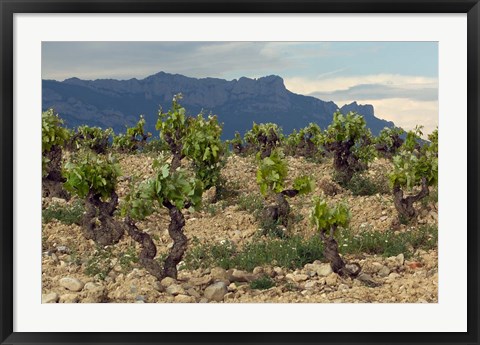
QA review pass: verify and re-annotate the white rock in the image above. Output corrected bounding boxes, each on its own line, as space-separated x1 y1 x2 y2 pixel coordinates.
378 266 391 277
315 264 333 277
292 274 308 282
204 282 228 302
59 293 79 303
210 267 228 281
160 277 176 288
166 284 185 296
325 273 339 286
42 292 59 303
395 253 405 266
51 197 67 205
175 294 195 303
252 266 264 275
59 277 84 292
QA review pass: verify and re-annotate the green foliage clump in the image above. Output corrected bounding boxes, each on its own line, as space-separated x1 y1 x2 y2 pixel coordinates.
389 128 438 191
389 127 438 220
375 127 405 158
72 126 113 154
256 149 288 195
244 122 284 157
285 123 324 157
155 94 187 160
42 109 69 177
183 114 224 190
63 152 121 199
42 109 69 153
292 175 315 195
123 160 203 220
310 196 350 231
113 115 151 152
324 111 375 185
256 148 314 197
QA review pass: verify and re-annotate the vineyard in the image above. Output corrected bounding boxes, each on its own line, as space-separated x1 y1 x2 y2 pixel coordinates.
41 95 438 303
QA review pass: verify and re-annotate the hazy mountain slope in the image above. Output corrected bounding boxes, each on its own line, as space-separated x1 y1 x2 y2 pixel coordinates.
42 71 395 138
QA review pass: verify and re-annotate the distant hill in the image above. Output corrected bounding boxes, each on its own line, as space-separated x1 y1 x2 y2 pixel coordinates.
42 71 395 139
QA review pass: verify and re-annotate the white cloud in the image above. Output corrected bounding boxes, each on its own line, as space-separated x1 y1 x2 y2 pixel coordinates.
283 74 438 135
284 74 438 95
337 98 438 136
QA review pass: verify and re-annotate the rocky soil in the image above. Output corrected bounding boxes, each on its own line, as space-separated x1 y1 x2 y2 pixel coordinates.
42 153 438 303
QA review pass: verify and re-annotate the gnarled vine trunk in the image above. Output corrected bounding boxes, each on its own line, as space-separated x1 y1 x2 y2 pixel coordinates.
375 135 403 159
296 138 319 158
393 177 429 221
162 201 187 279
326 138 367 185
126 201 188 281
42 145 69 199
319 226 361 278
82 191 124 245
124 216 163 280
165 129 185 171
263 189 299 228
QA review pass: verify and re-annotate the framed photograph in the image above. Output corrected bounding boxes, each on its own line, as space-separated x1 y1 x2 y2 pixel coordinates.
1 0 479 344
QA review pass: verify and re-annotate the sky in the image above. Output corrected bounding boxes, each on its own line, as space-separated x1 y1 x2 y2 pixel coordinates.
42 42 438 134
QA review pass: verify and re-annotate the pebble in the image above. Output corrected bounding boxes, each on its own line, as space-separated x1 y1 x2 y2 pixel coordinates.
316 264 333 277
175 294 196 303
51 197 67 205
210 267 228 281
59 277 84 292
166 284 185 296
204 282 228 302
56 245 69 254
42 292 59 303
292 274 308 282
325 273 339 286
160 277 176 288
378 266 391 277
186 288 201 298
396 253 405 266
59 293 79 303
227 269 256 282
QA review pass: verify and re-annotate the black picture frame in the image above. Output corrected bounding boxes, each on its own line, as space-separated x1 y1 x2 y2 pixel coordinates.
1 1 479 344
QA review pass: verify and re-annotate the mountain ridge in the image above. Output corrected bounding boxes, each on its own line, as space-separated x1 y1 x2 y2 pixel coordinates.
42 71 395 139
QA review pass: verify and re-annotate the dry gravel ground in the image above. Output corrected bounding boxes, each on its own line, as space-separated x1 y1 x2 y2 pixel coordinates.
42 153 438 303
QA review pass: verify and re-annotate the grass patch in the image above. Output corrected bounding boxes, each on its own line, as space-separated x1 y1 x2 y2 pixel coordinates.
42 199 84 225
338 225 437 258
250 276 275 290
202 200 228 216
85 245 139 280
258 218 287 239
237 193 265 218
185 225 437 272
184 235 324 272
346 173 389 196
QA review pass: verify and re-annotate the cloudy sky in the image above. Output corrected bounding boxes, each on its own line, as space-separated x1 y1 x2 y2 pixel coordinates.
42 42 438 134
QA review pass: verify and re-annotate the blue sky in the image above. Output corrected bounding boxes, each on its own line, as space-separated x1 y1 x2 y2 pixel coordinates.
42 42 438 133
